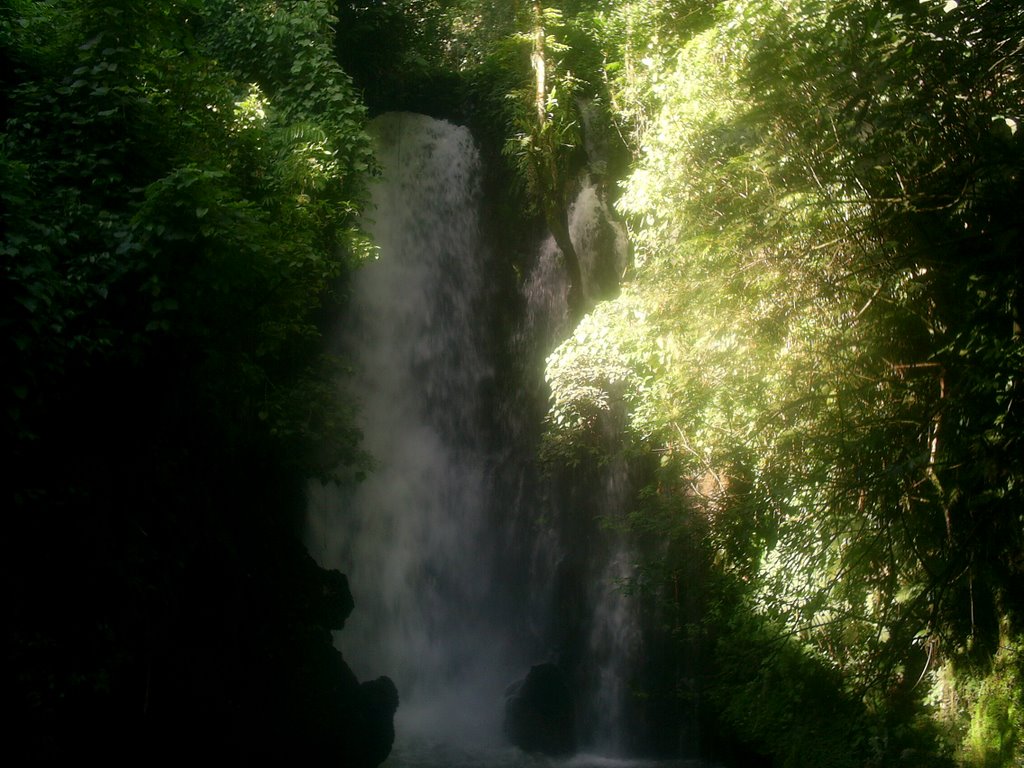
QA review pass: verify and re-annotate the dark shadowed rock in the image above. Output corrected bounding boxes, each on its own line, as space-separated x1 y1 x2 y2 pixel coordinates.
352 676 400 767
313 567 356 630
504 663 577 756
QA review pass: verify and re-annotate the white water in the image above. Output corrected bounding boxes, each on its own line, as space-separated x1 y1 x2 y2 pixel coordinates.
382 740 708 768
308 113 686 763
569 180 629 304
586 456 642 752
514 178 638 754
518 178 628 359
307 112 515 743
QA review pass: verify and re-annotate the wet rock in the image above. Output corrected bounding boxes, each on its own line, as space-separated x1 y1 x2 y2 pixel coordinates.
353 676 400 767
311 567 355 631
504 663 577 756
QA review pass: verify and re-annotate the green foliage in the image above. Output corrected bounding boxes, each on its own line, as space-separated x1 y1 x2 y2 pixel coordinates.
485 3 588 221
541 0 1023 762
2 1 374 758
711 607 866 768
934 627 1024 768
962 657 1023 768
578 0 721 149
2 0 372 474
543 287 660 463
334 0 460 109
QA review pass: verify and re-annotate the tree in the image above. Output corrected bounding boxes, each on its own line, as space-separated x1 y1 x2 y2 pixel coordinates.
502 1 589 315
544 0 1023 763
2 1 381 760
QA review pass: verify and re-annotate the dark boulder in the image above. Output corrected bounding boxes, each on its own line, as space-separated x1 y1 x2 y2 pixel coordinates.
311 567 356 631
504 663 577 756
350 676 400 767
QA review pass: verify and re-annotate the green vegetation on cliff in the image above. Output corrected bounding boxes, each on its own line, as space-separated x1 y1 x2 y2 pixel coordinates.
542 1 1023 765
2 0 387 761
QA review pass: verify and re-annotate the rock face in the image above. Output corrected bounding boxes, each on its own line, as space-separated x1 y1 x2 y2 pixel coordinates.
288 562 398 767
239 543 398 765
168 543 399 766
504 664 577 757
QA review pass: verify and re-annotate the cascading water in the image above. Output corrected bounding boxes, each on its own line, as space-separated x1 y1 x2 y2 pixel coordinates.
512 179 641 755
308 112 707 767
307 112 516 743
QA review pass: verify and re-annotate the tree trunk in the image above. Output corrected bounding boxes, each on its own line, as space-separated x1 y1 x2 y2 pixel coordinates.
531 1 546 127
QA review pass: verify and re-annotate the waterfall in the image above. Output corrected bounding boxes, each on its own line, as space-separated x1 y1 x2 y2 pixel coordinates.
308 112 653 761
509 177 640 755
585 454 642 752
307 112 514 743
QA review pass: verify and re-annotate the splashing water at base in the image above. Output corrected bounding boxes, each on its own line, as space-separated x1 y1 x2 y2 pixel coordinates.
382 739 714 768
